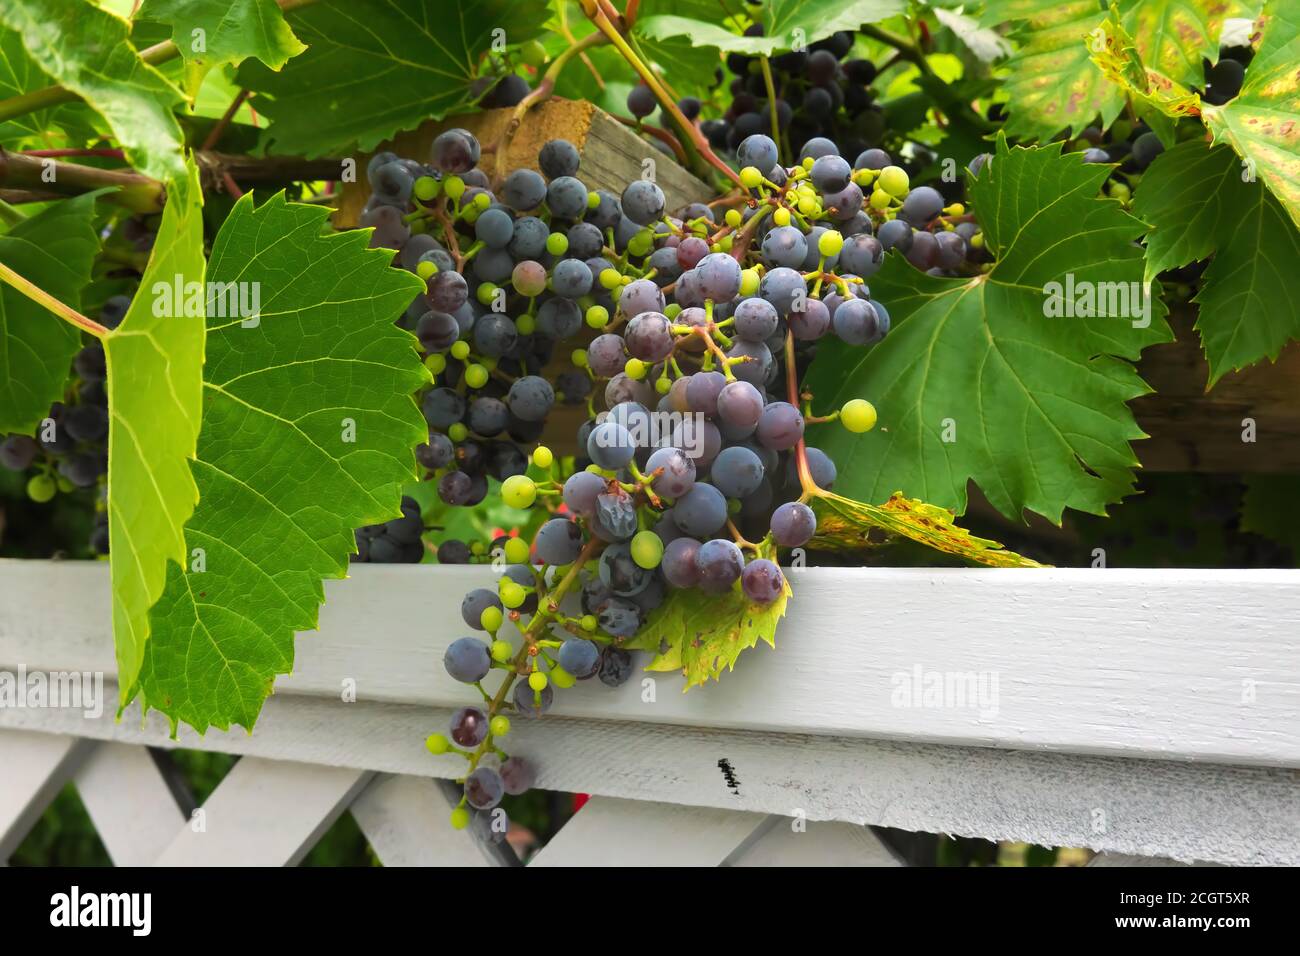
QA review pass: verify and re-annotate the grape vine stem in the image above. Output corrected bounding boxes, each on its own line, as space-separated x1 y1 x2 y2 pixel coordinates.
464 536 605 775
784 330 820 499
0 262 110 339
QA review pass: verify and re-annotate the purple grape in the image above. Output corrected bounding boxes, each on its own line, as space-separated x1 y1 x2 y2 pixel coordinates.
646 446 696 498
755 401 804 450
771 501 816 547
696 538 744 592
742 559 785 603
450 706 489 747
465 767 505 809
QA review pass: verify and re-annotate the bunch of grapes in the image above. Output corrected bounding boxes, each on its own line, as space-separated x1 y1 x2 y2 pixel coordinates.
356 124 949 830
694 30 884 168
0 293 131 556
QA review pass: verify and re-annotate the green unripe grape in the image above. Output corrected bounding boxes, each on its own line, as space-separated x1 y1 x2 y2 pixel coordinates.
664 303 681 319
501 474 537 509
727 497 742 515
516 313 536 335
943 202 965 216
461 206 481 224
1109 182 1131 202
416 260 439 280
504 536 531 564
852 168 874 187
480 356 498 371
797 195 819 217
587 190 601 209
718 235 733 252
772 207 791 227
55 475 73 493
450 340 471 360
27 474 56 503
970 232 984 249
520 39 547 68
471 541 487 556
450 807 471 830
550 667 576 689
484 609 506 635
425 353 447 375
725 209 743 228
627 231 652 257
448 422 468 442
414 176 440 201
572 348 589 368
425 733 451 754
740 269 760 296
444 176 466 201
546 232 569 256
490 637 512 660
599 268 622 290
528 670 548 691
476 282 498 305
869 189 891 211
532 445 554 468
878 165 910 198
841 398 877 433
586 305 609 329
490 715 512 737
655 376 671 395
580 614 598 632
473 192 491 211
625 358 648 380
464 363 489 389
630 529 664 569
500 579 527 609
818 229 844 258
739 166 763 189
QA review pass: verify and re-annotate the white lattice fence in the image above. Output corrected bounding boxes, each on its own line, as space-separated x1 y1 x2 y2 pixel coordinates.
1 561 1297 866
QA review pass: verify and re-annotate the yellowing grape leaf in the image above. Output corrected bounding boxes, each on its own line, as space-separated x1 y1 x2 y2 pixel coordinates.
809 491 1048 568
1088 7 1202 127
624 543 790 688
105 163 207 708
0 192 103 435
134 194 429 733
1201 0 1300 229
0 0 187 182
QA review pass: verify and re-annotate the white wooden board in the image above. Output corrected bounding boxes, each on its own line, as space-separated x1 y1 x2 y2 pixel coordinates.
1 691 1294 865
2 561 1297 767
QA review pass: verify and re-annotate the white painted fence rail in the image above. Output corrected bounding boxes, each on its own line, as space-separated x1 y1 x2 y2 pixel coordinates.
0 560 1297 866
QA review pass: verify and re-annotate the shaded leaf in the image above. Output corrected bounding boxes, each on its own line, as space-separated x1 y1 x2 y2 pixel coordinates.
1240 475 1300 560
804 138 1171 523
236 0 550 157
136 194 429 732
1132 140 1300 384
0 193 103 436
0 26 98 147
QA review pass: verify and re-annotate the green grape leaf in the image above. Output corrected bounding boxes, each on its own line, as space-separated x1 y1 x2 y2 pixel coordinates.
135 0 306 96
0 0 187 182
804 138 1171 524
0 193 104 436
933 7 1012 63
979 0 1124 142
1201 0 1300 230
808 491 1048 567
637 0 905 56
1241 475 1300 560
235 0 550 157
0 26 99 147
623 547 790 688
104 163 207 709
1132 140 1300 384
135 194 428 733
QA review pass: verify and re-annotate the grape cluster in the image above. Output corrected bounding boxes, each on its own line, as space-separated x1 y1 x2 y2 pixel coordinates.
360 126 907 829
700 30 884 169
0 294 130 555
